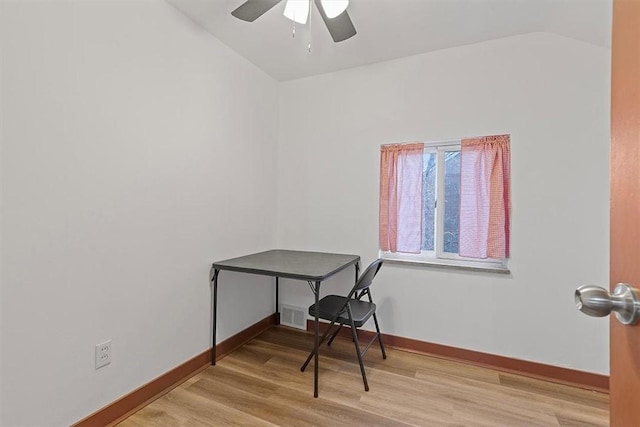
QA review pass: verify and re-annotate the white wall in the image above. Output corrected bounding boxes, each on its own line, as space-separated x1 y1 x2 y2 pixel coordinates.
277 33 610 375
0 1 278 426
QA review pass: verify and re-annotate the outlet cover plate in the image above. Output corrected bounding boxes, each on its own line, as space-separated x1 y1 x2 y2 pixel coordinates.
95 340 112 369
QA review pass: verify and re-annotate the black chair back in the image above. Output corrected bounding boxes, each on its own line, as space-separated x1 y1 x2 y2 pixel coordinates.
350 259 384 296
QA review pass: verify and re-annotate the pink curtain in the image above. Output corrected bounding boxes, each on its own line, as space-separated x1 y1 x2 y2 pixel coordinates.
379 143 424 253
459 135 511 259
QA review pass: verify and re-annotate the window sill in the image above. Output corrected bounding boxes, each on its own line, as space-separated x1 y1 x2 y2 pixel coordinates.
381 253 511 274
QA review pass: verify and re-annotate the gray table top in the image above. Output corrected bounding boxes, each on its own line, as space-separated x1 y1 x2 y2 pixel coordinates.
211 249 360 281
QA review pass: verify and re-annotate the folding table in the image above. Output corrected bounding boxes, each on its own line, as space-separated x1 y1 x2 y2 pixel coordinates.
210 249 360 397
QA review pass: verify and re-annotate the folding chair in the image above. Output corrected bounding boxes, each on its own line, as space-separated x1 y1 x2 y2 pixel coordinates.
300 259 386 391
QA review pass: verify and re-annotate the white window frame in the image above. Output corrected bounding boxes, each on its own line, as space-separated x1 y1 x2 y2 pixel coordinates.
380 139 509 273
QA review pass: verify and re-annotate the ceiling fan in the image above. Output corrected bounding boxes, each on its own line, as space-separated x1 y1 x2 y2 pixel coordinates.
231 0 357 43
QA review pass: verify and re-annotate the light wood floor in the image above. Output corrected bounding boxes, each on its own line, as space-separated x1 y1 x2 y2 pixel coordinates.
119 326 608 426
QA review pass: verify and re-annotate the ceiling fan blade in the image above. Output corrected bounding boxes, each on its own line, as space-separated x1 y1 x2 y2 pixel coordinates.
314 0 356 42
231 0 282 22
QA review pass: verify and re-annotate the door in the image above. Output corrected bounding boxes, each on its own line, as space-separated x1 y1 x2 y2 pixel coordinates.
610 0 640 425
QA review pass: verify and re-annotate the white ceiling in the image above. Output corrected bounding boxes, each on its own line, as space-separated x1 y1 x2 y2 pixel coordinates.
167 0 612 81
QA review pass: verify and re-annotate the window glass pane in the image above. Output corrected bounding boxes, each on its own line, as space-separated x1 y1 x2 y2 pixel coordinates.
443 151 460 254
422 152 436 251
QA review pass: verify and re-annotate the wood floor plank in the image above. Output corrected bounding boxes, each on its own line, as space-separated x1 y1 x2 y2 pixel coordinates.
556 412 609 427
181 418 215 427
267 386 412 427
119 380 277 427
415 364 607 426
187 369 349 426
223 351 367 406
498 372 609 410
117 326 609 427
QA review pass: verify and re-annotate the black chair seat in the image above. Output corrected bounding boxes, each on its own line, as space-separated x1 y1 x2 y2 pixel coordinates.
309 295 376 328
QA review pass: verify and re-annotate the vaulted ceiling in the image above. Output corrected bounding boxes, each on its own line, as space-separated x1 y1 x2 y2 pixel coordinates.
167 0 612 81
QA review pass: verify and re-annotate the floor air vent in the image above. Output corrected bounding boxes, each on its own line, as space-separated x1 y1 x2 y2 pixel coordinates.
280 304 306 330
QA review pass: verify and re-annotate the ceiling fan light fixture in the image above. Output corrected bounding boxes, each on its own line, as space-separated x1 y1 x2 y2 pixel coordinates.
283 0 310 24
232 0 356 43
320 0 349 19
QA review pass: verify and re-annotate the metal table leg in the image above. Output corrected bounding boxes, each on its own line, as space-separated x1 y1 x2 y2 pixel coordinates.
211 268 220 365
314 280 320 397
275 276 280 324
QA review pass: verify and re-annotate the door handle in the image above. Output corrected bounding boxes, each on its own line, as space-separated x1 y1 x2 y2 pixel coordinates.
575 283 640 325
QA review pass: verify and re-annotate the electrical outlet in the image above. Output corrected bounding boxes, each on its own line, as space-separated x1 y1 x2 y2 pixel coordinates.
95 340 112 369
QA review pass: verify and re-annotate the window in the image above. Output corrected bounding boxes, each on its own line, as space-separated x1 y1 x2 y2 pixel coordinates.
379 136 510 271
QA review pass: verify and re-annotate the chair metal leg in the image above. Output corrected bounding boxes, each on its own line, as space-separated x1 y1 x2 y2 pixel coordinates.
301 319 336 372
372 312 387 359
348 308 369 391
327 324 342 346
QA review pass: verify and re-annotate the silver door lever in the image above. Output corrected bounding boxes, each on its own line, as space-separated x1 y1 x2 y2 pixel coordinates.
575 284 640 325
